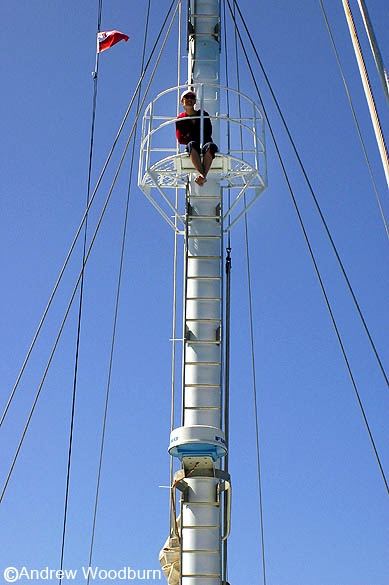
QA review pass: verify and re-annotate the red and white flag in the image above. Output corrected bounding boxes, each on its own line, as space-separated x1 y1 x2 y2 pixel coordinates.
97 30 129 53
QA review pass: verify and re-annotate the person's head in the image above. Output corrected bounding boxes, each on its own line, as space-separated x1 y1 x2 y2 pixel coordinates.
181 89 196 106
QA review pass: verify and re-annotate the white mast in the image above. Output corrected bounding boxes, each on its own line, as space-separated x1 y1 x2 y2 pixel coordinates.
138 1 267 583
169 2 226 584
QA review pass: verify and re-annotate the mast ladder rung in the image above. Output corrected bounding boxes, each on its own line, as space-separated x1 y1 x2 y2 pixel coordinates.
186 318 221 322
184 501 219 506
185 361 222 366
187 235 220 239
188 255 221 259
182 550 219 554
186 297 221 301
188 215 221 220
184 383 220 388
185 340 220 344
187 276 221 280
184 406 220 411
181 574 221 579
182 525 219 530
189 32 219 38
188 195 221 200
190 13 220 18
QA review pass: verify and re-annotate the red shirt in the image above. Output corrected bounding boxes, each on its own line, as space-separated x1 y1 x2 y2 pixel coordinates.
175 110 213 145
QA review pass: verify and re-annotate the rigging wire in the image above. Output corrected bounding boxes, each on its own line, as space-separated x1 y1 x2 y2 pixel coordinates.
222 0 231 158
58 2 103 582
227 0 389 393
230 3 267 582
318 0 389 241
0 0 179 431
0 0 181 505
232 1 244 157
225 0 389 498
85 3 151 581
243 210 267 585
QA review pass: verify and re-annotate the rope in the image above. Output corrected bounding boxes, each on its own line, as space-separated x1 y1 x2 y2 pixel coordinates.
226 0 389 497
227 0 389 391
318 0 389 240
170 462 200 543
85 3 152 582
58 2 103 582
0 0 181 505
0 0 179 430
222 247 231 585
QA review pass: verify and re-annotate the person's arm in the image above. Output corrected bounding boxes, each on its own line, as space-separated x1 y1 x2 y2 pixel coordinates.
175 117 190 145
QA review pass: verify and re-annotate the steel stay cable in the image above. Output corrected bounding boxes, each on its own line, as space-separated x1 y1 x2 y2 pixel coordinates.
58 2 103 582
85 2 152 577
0 0 181 504
222 0 232 269
222 0 231 157
318 0 389 240
226 0 389 497
228 0 389 392
244 213 267 585
0 0 178 430
0 145 128 504
230 3 267 582
232 1 244 168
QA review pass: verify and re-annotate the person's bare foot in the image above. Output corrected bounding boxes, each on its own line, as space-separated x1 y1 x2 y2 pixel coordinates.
195 174 207 186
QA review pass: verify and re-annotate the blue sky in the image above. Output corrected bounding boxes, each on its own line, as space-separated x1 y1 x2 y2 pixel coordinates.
1 1 388 585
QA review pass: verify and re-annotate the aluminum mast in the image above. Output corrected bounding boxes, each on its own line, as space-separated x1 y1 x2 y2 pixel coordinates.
138 2 267 583
169 3 226 585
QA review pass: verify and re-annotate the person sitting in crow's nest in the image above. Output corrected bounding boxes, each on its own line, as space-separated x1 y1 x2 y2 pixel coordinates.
175 89 218 186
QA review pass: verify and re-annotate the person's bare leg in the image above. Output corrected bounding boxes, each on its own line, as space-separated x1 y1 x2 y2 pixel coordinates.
190 149 206 185
202 148 213 178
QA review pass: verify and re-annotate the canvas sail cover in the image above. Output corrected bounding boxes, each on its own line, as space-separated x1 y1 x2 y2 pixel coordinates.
159 519 180 585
